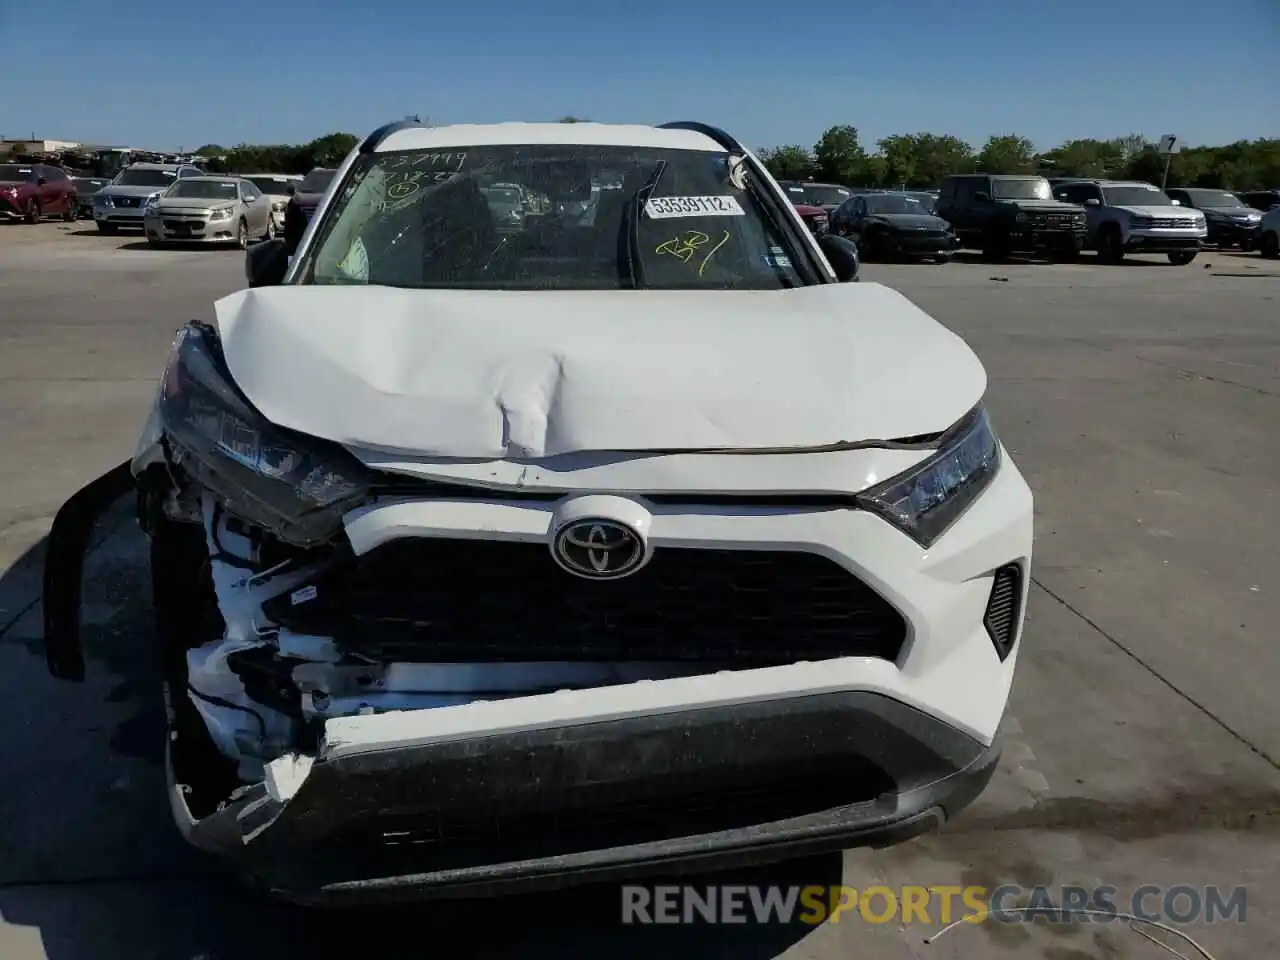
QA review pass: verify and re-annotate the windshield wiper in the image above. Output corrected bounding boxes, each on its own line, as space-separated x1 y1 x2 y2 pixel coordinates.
619 160 668 289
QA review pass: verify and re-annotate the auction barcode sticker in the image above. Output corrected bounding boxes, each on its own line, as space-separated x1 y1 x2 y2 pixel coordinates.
645 195 745 219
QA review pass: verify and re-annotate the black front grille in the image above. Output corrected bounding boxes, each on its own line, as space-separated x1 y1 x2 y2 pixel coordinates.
114 196 140 208
264 539 907 665
164 220 195 231
984 563 1023 659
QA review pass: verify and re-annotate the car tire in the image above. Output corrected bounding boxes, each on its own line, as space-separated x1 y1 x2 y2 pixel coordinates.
1259 231 1279 260
1097 224 1124 263
235 219 248 250
980 225 1009 262
264 217 276 241
23 199 40 224
61 197 77 222
1167 250 1198 266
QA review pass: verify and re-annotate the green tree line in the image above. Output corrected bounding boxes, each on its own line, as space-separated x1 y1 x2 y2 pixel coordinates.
757 126 1279 190
193 133 360 173
186 126 1278 190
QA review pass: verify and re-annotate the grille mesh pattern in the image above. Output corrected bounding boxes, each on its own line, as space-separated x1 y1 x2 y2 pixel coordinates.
265 538 908 666
983 563 1023 659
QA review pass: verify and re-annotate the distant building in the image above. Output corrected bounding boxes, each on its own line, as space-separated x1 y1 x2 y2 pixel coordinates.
1 138 83 155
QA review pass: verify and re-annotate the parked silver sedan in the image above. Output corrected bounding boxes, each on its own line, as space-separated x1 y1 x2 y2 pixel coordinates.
143 176 275 247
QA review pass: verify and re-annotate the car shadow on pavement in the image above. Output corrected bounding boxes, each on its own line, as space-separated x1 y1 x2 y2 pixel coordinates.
0 476 837 959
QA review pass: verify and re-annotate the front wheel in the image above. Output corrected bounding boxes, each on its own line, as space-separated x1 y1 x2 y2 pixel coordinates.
62 197 77 222
1167 250 1198 266
1097 225 1124 263
1259 231 1279 260
264 217 276 241
235 219 248 250
23 199 40 224
980 225 1009 262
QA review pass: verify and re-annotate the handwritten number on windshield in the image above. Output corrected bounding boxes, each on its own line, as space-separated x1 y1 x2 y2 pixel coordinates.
654 230 730 277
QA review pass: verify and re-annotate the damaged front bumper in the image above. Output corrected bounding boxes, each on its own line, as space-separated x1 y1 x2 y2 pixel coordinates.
173 689 998 905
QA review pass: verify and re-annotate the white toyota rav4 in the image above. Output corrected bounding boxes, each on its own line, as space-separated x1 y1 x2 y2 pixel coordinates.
44 120 1034 904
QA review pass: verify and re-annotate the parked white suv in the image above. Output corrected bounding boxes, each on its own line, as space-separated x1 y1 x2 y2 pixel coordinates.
1052 179 1206 265
44 119 1033 904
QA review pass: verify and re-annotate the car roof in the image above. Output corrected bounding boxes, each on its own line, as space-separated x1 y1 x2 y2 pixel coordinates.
127 162 184 170
374 121 726 154
179 176 238 182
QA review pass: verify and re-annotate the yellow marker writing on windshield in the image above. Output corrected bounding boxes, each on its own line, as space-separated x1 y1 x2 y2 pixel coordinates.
654 229 731 277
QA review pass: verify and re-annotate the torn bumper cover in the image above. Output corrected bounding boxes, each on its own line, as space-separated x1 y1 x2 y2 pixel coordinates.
174 690 998 905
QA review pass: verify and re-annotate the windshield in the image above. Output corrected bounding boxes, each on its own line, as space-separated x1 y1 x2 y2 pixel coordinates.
114 168 178 187
243 176 293 196
865 194 931 215
166 180 239 200
990 178 1053 200
1181 189 1242 208
0 164 36 182
905 192 936 210
299 169 336 193
1102 185 1173 207
301 144 808 291
784 184 852 206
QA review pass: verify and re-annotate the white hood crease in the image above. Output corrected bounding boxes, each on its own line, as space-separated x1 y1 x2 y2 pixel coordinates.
213 283 986 459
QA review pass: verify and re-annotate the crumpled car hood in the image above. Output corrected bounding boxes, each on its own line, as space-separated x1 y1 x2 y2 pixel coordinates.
213 283 986 458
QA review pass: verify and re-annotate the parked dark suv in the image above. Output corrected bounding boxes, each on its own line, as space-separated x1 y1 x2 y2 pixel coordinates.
1236 190 1280 213
936 174 1087 261
1165 187 1264 250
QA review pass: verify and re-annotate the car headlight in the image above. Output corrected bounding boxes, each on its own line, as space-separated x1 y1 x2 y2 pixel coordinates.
156 323 371 547
855 405 1001 547
1015 211 1029 223
95 194 112 206
210 206 234 221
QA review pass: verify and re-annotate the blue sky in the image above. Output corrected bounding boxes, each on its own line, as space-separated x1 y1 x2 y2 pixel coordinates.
1 0 1276 153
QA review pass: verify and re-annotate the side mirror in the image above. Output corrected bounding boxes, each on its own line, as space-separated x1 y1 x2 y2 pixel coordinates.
974 191 990 202
1084 198 1100 206
818 233 860 283
246 238 290 288
37 176 48 186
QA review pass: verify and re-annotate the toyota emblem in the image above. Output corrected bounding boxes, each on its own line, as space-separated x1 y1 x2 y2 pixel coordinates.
552 519 646 580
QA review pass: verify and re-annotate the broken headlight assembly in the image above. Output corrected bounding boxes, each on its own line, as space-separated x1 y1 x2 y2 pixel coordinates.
856 405 1001 548
156 322 372 547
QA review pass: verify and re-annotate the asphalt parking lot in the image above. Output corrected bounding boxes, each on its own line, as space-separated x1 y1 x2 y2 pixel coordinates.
1 219 1277 959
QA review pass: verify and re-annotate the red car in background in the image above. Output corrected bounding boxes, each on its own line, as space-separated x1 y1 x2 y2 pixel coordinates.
0 162 78 223
793 203 829 236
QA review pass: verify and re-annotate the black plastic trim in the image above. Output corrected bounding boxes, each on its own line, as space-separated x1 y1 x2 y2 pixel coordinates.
359 119 429 153
42 460 136 681
180 691 999 904
984 562 1024 661
657 121 745 154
